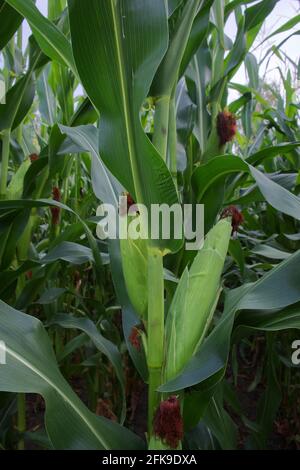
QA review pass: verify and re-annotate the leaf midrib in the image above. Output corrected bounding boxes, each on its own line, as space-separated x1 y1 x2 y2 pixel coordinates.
5 344 108 449
109 0 142 202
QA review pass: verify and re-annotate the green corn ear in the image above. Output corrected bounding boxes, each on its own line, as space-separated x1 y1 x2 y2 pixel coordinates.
120 232 148 319
164 218 232 381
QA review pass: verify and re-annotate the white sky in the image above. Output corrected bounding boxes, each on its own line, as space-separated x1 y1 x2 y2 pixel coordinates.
225 0 300 96
21 0 300 100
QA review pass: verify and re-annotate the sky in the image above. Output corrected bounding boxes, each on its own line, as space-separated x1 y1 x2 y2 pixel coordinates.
225 0 300 96
19 0 300 100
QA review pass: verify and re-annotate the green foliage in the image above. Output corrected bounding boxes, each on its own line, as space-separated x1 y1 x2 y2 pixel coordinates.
0 0 299 451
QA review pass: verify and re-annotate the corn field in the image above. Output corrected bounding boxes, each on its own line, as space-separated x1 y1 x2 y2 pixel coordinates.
0 0 300 452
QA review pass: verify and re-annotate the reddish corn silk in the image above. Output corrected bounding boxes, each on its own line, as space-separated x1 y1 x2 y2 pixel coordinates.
96 398 117 422
119 192 138 216
29 153 39 162
26 271 33 280
153 396 184 448
51 187 61 225
52 187 61 202
126 193 135 210
129 327 141 351
221 205 244 234
217 110 237 146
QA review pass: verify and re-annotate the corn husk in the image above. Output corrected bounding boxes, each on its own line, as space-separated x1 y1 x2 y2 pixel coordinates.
120 231 148 319
164 218 232 381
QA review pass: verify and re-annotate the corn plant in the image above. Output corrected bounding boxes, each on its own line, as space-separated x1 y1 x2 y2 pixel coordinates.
0 0 300 450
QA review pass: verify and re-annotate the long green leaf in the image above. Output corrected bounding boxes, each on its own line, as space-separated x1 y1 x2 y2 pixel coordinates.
49 313 126 423
261 14 300 43
68 0 182 253
6 0 76 73
59 124 121 207
179 0 213 75
0 198 103 278
0 36 45 131
192 155 300 221
0 300 143 449
41 241 109 265
235 303 300 334
0 0 23 50
153 0 203 95
0 73 34 131
244 0 279 33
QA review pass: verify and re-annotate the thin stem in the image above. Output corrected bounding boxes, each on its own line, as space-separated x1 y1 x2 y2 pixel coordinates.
152 0 201 162
74 155 81 214
17 393 26 450
0 129 11 199
193 55 206 156
62 157 73 205
9 37 15 64
147 247 164 435
168 93 178 190
152 95 170 161
17 24 22 51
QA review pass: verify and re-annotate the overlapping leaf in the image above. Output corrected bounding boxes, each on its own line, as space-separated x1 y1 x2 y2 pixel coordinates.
68 0 182 252
6 0 76 72
0 0 23 50
192 154 300 220
160 249 300 392
0 300 144 449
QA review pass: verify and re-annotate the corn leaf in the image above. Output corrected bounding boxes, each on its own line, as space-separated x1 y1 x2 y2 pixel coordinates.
0 0 23 50
68 0 182 253
48 313 126 423
160 248 300 392
192 154 300 221
5 0 76 72
59 124 121 207
0 300 144 449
